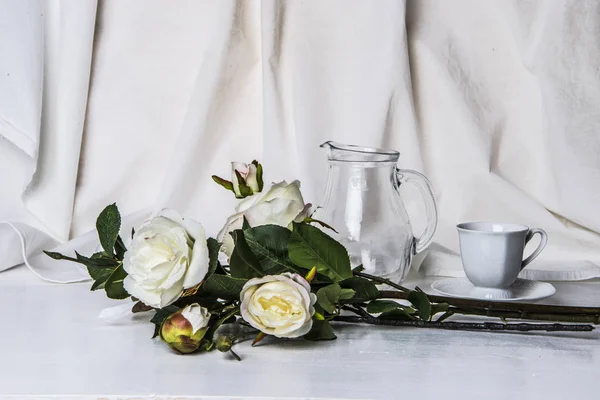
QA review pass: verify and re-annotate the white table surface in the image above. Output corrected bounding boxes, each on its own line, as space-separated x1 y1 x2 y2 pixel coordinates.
1 266 599 400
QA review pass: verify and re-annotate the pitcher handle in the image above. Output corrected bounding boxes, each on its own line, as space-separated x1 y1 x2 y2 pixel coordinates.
396 169 438 254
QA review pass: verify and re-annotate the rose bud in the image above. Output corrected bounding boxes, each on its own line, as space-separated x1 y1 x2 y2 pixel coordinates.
215 335 234 352
160 303 210 354
231 161 263 198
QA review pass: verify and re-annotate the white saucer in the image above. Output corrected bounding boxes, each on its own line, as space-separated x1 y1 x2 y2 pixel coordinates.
431 278 556 302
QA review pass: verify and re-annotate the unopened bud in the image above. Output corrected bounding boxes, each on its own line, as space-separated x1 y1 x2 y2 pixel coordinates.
215 336 234 352
160 305 210 354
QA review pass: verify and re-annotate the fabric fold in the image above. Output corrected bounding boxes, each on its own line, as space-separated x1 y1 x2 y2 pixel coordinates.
2 0 600 284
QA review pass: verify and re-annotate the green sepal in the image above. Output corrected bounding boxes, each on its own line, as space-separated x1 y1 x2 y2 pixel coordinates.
212 175 234 192
252 160 264 192
234 170 254 198
151 305 180 338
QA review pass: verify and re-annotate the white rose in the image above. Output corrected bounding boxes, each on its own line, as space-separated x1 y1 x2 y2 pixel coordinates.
180 303 211 334
232 162 260 197
217 180 312 256
240 273 317 338
123 209 209 309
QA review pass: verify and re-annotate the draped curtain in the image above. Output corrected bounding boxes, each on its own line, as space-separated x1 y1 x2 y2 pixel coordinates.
1 0 600 282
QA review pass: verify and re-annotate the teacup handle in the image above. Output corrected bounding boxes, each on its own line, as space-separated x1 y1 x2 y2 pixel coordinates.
521 228 548 269
396 168 438 254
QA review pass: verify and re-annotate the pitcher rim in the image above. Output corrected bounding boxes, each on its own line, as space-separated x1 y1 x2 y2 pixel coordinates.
320 141 400 161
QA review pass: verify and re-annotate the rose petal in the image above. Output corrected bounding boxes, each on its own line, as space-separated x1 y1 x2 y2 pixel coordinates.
245 163 260 192
243 198 304 228
98 303 136 323
123 275 162 308
181 303 211 334
216 212 244 258
182 222 209 288
158 279 185 308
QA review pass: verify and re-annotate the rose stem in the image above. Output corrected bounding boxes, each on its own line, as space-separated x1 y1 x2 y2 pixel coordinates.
333 316 594 332
378 290 600 324
340 304 595 332
229 349 242 361
353 271 410 293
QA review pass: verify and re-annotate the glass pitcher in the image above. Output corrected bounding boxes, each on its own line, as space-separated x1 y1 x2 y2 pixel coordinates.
314 141 438 282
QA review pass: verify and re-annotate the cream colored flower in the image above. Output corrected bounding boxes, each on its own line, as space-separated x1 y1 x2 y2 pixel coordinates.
123 210 209 308
240 273 317 338
217 180 311 256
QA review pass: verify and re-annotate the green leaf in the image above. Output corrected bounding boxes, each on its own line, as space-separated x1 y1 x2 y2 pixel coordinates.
304 218 339 233
90 279 106 291
104 265 129 300
252 160 264 192
205 237 222 280
242 216 251 231
151 305 179 325
90 251 108 259
151 305 180 338
88 266 114 291
115 235 127 260
316 284 342 314
172 290 223 310
304 320 337 341
408 289 431 321
244 225 306 275
288 222 352 283
234 170 254 198
379 308 415 321
76 251 119 267
205 309 238 343
211 175 234 192
202 274 248 300
352 264 364 273
339 277 379 303
366 300 407 314
229 230 264 279
430 302 450 316
339 288 355 300
96 203 121 256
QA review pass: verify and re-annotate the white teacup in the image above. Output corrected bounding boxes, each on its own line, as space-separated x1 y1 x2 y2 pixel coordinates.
456 222 548 288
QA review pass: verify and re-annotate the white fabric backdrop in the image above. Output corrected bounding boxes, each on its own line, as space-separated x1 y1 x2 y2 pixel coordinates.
1 0 600 282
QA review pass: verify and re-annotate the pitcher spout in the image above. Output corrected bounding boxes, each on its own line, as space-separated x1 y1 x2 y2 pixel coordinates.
320 141 342 160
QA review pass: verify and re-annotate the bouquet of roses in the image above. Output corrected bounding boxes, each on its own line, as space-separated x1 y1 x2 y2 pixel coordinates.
45 161 600 360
